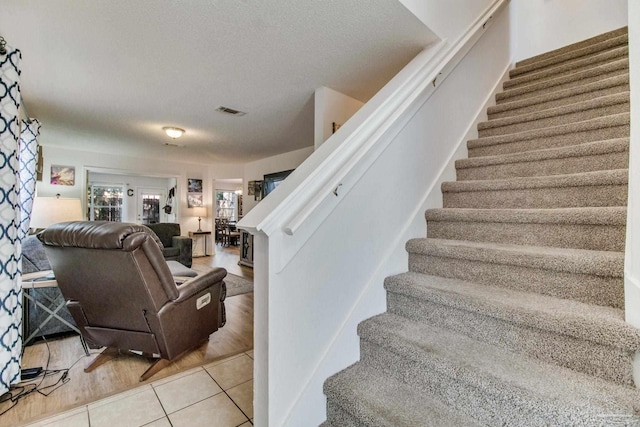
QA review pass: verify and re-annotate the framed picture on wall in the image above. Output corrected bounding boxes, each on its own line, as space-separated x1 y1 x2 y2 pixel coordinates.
50 165 75 186
187 193 203 208
187 178 203 193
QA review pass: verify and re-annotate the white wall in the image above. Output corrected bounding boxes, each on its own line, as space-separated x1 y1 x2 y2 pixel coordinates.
625 0 640 331
510 0 628 62
256 3 511 424
314 87 364 150
243 146 314 214
398 0 494 41
37 127 243 234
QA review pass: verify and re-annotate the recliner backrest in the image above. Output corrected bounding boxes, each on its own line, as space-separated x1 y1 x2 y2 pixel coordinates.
39 221 179 333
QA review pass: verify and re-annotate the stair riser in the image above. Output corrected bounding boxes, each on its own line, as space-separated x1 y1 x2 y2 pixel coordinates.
426 221 625 251
516 27 628 68
478 102 629 138
408 253 623 308
468 125 629 157
509 41 629 79
505 48 628 89
325 402 363 427
386 292 635 386
442 183 627 209
359 341 583 426
496 67 628 105
457 151 629 181
488 83 629 120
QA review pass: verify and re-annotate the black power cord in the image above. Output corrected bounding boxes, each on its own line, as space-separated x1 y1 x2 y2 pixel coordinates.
0 286 90 416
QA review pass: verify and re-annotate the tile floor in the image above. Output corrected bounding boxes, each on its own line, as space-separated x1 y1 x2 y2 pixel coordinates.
25 350 254 427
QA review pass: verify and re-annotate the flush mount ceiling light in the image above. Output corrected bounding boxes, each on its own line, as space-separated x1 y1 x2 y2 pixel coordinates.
162 127 185 139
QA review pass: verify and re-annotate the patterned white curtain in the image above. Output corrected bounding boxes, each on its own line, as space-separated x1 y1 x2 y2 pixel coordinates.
0 45 23 395
19 120 40 238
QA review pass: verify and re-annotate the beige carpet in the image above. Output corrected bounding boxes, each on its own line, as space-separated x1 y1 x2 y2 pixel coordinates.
322 26 640 426
191 264 253 297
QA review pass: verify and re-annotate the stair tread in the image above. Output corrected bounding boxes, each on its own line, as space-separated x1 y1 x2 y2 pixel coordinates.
497 58 628 103
506 45 628 89
459 138 628 168
359 313 640 417
425 206 627 225
467 113 629 151
406 238 623 277
478 92 629 132
442 169 628 192
324 362 481 427
385 271 639 351
516 27 628 68
488 74 629 117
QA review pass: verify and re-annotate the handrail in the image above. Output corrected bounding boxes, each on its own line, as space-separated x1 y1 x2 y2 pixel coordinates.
238 0 509 238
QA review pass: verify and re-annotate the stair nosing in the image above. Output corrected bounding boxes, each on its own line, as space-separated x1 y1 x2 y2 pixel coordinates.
458 138 628 169
505 45 629 89
384 272 638 350
478 92 629 132
406 237 624 278
425 206 627 226
515 28 628 68
442 169 628 193
488 74 629 116
467 113 629 150
497 58 629 102
324 362 481 427
358 312 640 415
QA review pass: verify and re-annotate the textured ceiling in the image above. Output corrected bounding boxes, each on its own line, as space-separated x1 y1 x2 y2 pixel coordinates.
0 0 437 163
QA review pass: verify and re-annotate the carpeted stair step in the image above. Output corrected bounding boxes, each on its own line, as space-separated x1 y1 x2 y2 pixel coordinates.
515 27 627 69
458 138 629 180
357 312 640 426
406 238 624 307
478 92 629 137
496 58 628 104
467 113 629 157
425 206 626 251
384 272 640 385
442 169 628 209
323 362 481 427
505 45 628 91
488 74 629 120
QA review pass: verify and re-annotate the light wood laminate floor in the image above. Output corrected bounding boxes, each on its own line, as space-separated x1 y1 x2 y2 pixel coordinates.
1 243 253 427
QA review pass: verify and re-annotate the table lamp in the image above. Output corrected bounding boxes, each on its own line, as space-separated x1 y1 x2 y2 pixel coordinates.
30 195 83 230
192 207 207 232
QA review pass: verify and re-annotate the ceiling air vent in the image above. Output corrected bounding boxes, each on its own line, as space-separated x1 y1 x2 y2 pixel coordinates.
216 106 246 116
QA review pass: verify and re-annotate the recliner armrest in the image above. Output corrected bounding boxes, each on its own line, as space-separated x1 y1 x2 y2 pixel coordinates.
174 268 226 303
172 235 193 267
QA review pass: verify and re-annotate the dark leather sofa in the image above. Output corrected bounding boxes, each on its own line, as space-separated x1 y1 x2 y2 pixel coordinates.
39 221 227 380
146 223 193 267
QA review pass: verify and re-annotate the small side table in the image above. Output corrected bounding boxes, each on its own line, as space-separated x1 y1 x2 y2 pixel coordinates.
22 271 89 355
189 231 212 257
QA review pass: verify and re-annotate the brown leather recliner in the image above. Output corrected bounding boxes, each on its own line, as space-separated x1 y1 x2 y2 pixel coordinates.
38 221 227 381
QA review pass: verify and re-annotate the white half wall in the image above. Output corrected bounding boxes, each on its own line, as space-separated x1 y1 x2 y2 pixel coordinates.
314 86 364 150
243 146 314 214
264 4 511 425
510 0 628 62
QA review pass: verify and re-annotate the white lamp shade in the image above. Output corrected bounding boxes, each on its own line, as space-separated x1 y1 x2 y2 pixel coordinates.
30 197 83 229
192 207 207 218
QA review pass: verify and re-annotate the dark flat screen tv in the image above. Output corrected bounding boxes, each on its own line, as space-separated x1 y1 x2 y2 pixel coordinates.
263 169 294 197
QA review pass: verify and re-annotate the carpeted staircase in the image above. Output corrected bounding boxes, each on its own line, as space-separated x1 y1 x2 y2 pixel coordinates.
323 27 640 426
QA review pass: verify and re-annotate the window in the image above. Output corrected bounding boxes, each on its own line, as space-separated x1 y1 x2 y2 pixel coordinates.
216 190 237 220
89 184 123 222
